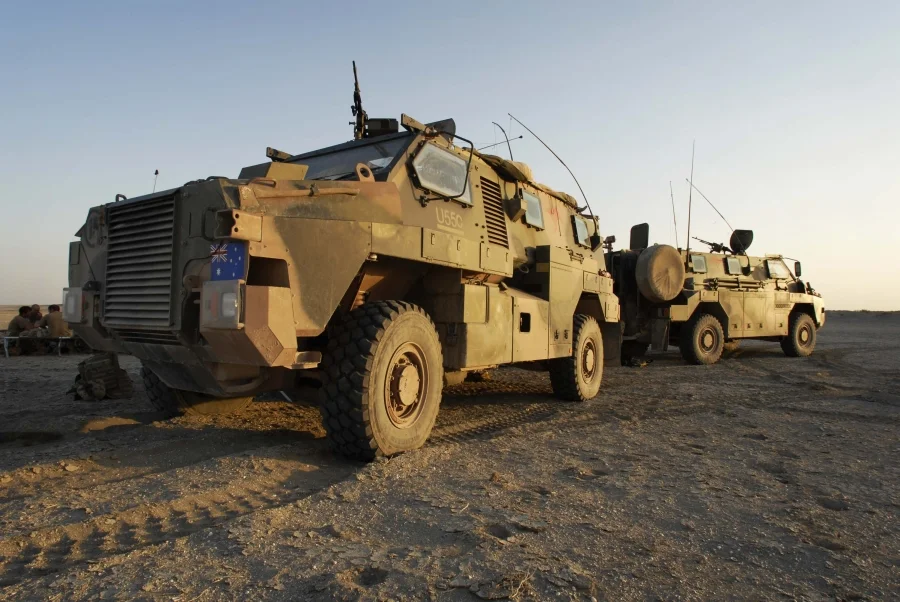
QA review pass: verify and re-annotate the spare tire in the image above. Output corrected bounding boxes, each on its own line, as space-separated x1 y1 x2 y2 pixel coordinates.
635 244 685 303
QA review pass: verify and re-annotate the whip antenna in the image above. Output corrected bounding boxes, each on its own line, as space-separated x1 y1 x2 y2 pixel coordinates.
491 121 514 161
669 180 679 247
507 113 594 222
685 179 734 233
685 141 695 260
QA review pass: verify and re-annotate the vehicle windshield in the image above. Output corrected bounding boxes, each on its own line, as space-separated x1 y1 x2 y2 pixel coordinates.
289 133 414 180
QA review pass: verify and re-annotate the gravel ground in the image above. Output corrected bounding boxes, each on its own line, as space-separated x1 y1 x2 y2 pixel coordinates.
0 312 897 601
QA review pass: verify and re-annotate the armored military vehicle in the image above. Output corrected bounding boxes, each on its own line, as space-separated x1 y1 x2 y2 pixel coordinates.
608 225 825 365
63 72 621 459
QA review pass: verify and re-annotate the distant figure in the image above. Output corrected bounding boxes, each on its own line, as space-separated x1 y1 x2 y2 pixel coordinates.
7 306 34 336
27 304 42 324
38 305 72 338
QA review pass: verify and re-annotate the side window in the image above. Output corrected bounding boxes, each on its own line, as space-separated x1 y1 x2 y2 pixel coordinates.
691 255 707 273
522 190 544 229
766 259 791 279
572 216 590 247
725 257 742 275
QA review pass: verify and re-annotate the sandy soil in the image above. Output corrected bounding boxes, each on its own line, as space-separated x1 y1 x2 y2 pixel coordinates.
0 312 896 601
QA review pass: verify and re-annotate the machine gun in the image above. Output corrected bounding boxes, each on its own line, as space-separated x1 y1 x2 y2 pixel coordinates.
692 237 732 254
350 61 368 140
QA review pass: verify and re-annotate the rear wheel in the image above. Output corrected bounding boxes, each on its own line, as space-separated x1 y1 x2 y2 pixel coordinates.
781 312 817 357
319 301 443 460
140 366 253 416
679 313 725 365
548 315 604 402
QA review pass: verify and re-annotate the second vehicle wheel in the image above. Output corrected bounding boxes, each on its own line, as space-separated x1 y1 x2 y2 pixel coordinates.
140 366 253 416
319 301 444 460
548 315 604 402
679 313 725 365
781 312 817 357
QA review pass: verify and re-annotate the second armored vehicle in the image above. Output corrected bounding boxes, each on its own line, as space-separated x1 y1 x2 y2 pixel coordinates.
608 225 825 365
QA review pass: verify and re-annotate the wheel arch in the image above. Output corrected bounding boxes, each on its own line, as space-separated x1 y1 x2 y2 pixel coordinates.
791 302 822 327
694 302 731 334
576 293 622 366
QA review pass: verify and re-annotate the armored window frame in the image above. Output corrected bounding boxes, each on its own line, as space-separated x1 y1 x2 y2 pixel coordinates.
410 143 473 206
725 257 742 275
690 254 707 273
766 258 791 279
522 190 544 230
572 215 590 248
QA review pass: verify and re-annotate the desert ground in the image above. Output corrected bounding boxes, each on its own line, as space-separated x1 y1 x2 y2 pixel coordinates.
0 312 896 601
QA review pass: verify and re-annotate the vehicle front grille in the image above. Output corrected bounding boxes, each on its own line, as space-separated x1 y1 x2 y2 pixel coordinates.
104 193 176 328
480 177 509 248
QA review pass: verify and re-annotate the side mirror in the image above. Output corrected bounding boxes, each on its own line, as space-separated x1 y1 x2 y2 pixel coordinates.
590 233 603 252
794 261 802 278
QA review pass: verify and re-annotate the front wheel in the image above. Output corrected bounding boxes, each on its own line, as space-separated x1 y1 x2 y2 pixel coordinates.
319 301 443 460
548 315 604 402
140 366 253 416
781 312 817 357
679 313 725 365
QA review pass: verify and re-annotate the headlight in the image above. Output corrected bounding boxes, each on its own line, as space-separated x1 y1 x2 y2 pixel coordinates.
200 280 243 329
221 292 238 318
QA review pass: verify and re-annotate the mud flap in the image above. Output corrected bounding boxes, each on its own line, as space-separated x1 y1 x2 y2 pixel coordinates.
601 321 623 367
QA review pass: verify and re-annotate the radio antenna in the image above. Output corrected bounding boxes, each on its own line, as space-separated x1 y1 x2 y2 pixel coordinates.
685 179 734 232
153 169 159 193
508 113 594 222
350 61 367 140
685 141 695 261
477 136 523 152
491 121 514 161
669 180 679 248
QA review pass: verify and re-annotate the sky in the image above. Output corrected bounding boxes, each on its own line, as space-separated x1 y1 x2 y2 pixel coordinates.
1 1 898 310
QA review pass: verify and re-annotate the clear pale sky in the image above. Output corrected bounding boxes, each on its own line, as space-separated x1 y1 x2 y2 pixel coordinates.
1 2 897 309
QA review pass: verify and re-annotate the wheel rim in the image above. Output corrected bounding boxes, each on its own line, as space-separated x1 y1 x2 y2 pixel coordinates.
699 326 719 354
798 323 813 347
385 342 428 428
581 339 597 381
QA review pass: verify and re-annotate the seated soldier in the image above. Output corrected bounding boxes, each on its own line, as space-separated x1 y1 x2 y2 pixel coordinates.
6 306 35 355
38 304 72 352
28 304 43 324
7 306 33 336
38 305 72 338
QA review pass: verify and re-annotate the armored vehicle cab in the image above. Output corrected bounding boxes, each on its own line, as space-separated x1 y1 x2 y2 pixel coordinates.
608 225 824 365
64 110 621 459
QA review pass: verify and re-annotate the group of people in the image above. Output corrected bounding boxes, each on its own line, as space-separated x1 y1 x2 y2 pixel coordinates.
5 304 73 354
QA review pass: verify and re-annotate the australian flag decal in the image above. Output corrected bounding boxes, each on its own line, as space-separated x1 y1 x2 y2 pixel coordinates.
210 242 247 281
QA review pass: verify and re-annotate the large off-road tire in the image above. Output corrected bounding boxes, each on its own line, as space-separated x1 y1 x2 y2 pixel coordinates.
781 312 817 357
679 313 725 365
548 315 604 402
140 366 253 416
319 301 444 460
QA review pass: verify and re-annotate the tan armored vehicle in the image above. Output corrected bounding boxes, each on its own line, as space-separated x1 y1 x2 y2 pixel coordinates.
608 225 825 365
64 79 621 459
